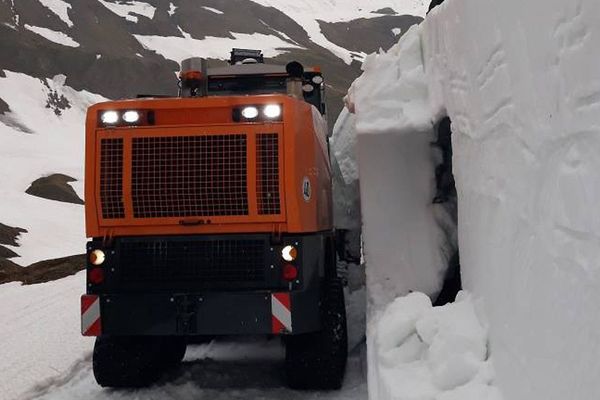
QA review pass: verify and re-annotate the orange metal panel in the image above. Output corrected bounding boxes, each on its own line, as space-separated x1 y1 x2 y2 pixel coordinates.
85 94 332 239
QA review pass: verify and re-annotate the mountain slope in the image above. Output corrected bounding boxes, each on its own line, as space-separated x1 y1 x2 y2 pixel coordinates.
0 0 426 266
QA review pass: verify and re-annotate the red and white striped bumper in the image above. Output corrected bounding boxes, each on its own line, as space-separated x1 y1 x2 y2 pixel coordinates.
81 295 102 336
271 293 292 334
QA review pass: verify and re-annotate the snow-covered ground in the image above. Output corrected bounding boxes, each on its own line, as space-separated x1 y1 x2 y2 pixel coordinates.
0 274 367 400
0 71 104 265
0 272 92 400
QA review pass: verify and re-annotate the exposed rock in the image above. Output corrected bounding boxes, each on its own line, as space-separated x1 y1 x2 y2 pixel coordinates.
0 222 27 246
372 7 397 15
0 97 8 114
318 15 423 55
25 174 84 205
0 254 85 285
0 245 19 259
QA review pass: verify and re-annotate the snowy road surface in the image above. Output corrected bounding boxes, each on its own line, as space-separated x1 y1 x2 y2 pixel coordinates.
26 338 367 400
1 270 366 400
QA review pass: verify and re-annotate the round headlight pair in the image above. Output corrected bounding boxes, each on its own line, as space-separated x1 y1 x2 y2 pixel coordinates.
100 110 140 125
240 104 281 120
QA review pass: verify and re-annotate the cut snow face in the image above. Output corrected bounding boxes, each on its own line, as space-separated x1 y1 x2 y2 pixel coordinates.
341 24 456 311
369 291 502 400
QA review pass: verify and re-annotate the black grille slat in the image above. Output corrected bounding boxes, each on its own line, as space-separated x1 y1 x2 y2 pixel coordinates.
100 138 125 219
257 133 281 215
119 239 266 285
131 135 248 218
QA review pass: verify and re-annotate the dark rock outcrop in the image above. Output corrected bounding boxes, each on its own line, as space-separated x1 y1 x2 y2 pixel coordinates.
25 174 84 205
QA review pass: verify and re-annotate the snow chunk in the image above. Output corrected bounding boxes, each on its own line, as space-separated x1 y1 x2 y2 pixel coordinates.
369 292 500 400
24 24 79 47
347 24 433 136
202 6 224 15
134 30 303 64
392 27 402 36
38 0 73 27
97 0 156 23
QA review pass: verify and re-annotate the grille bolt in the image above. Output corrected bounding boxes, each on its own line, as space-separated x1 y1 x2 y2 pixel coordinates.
270 248 273 252
295 280 300 284
111 250 115 255
295 242 299 246
110 268 115 272
199 297 203 302
270 265 274 269
170 297 174 302
106 298 111 303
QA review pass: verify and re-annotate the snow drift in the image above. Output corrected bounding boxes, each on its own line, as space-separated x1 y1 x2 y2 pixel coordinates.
343 0 600 399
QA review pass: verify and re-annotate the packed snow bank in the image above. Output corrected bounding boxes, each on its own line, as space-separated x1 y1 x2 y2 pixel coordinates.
369 291 501 400
421 1 600 399
343 25 455 312
347 0 600 399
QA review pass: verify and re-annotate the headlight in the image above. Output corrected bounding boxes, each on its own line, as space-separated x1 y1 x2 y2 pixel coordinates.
263 104 282 118
101 111 119 124
89 249 106 266
241 106 259 119
281 245 297 262
312 75 324 84
122 110 140 123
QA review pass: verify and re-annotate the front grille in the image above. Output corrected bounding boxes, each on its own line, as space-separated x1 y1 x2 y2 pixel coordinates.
99 138 125 219
119 238 266 285
256 133 281 215
131 135 248 218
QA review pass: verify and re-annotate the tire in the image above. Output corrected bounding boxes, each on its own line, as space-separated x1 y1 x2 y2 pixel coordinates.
93 335 167 388
285 278 348 390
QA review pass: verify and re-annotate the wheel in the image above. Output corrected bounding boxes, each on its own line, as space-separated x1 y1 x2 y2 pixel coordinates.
285 278 348 390
93 336 166 388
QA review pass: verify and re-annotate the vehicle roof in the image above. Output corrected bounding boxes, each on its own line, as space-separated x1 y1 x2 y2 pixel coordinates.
208 63 319 77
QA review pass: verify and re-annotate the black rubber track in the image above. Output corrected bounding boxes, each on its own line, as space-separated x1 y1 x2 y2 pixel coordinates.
93 336 186 388
285 278 348 390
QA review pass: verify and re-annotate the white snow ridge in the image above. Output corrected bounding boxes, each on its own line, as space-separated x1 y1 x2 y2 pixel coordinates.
24 25 79 47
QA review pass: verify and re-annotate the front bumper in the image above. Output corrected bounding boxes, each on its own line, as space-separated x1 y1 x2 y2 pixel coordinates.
81 288 320 336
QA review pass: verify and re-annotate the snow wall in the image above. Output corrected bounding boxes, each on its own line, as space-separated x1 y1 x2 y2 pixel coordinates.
340 0 600 399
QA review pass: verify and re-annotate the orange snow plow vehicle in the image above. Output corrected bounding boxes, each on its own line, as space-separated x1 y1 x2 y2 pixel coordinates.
80 49 347 390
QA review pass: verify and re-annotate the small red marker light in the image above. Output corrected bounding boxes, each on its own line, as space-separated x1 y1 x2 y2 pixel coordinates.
282 264 298 281
88 268 104 284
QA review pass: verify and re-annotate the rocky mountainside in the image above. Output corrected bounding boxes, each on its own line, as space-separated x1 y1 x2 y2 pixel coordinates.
0 0 424 269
